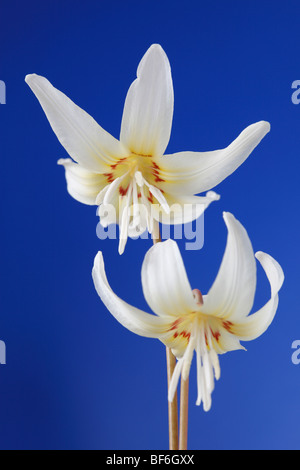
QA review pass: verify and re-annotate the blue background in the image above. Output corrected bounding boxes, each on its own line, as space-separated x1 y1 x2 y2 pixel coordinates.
0 0 299 450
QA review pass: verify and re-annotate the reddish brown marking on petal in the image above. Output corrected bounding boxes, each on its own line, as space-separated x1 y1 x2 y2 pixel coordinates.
181 331 191 341
173 330 191 343
103 172 114 183
110 157 127 170
119 185 129 196
151 162 165 183
222 320 234 332
148 193 154 203
210 327 221 343
169 318 181 331
131 151 152 157
137 192 141 198
154 175 165 183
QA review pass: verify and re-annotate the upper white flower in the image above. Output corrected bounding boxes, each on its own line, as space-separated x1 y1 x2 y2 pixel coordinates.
92 212 284 411
26 44 270 254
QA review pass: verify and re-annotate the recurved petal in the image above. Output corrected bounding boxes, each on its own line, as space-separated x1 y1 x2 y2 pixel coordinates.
201 212 257 321
120 44 174 158
58 158 106 205
141 239 196 318
232 251 284 341
92 252 167 337
151 191 220 225
159 121 270 195
26 74 129 172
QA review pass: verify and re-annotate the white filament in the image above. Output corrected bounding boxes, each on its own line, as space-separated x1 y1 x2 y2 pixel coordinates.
168 320 221 412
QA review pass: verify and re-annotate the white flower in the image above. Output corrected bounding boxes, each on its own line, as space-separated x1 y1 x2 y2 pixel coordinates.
26 45 270 254
92 212 284 411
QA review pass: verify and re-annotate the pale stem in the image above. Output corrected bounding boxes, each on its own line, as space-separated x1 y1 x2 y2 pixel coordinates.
152 220 179 450
178 289 203 450
179 377 189 450
178 289 204 449
166 347 179 450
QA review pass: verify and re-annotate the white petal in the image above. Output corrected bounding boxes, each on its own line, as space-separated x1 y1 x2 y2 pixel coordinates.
159 121 270 195
151 191 220 225
141 239 196 317
214 330 245 354
120 44 174 157
26 74 129 172
201 212 257 321
58 158 106 205
92 252 166 337
233 251 284 341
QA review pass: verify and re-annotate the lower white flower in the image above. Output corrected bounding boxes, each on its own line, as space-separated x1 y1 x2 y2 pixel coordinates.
92 212 284 411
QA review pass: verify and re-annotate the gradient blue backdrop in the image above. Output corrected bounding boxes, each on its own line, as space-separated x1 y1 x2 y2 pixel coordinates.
0 0 299 450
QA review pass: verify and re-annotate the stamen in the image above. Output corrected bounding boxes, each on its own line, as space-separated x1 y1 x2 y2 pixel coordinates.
202 350 214 395
95 184 110 205
118 184 133 255
135 170 144 187
137 183 153 233
209 349 221 381
168 357 184 403
103 173 128 206
196 334 202 407
205 323 221 381
182 335 195 381
140 177 170 215
194 322 215 411
128 181 148 236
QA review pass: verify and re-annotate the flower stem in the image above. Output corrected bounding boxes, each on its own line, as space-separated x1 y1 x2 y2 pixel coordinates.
179 377 189 450
166 347 179 450
152 222 179 450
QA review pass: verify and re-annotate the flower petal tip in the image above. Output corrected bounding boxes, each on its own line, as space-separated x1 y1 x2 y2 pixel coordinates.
25 73 42 88
25 74 34 84
222 211 235 224
255 251 284 291
261 120 271 132
57 158 71 166
253 120 271 137
118 241 126 256
146 43 165 56
206 190 220 201
93 251 104 269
